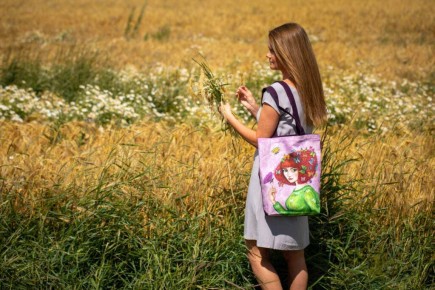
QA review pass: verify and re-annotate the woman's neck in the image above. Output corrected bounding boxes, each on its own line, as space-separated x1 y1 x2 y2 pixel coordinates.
294 183 308 190
283 78 296 89
281 71 296 88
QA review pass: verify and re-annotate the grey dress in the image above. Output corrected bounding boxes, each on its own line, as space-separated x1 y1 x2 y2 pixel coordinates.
243 82 313 250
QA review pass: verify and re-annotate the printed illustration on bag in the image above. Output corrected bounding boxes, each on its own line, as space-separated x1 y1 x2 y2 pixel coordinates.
263 147 320 215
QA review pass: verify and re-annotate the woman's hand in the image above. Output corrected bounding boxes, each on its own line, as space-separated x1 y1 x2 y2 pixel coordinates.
236 86 258 114
219 102 233 121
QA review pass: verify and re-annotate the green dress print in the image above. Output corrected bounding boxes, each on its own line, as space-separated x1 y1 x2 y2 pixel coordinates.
273 185 320 215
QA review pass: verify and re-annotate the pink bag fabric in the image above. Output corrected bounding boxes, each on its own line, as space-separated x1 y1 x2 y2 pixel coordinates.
258 82 321 216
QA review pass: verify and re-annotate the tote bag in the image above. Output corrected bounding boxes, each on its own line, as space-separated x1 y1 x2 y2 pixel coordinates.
258 81 321 216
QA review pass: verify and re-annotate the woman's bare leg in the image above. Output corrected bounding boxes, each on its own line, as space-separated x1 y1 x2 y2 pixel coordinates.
245 239 282 290
283 250 308 290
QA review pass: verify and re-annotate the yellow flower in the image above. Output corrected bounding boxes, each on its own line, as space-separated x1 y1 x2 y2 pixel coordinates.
271 147 280 154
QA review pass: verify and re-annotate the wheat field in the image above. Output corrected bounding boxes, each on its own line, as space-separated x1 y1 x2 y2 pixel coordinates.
1 0 433 79
0 0 434 288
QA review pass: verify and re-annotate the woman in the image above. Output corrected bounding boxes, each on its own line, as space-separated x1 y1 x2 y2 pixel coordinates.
220 23 327 290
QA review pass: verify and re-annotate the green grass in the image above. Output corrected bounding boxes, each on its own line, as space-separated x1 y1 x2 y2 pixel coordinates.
0 169 252 289
1 124 432 289
305 130 434 289
0 53 433 288
0 49 116 103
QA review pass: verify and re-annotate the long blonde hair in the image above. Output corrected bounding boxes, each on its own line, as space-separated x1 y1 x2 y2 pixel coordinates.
269 23 327 127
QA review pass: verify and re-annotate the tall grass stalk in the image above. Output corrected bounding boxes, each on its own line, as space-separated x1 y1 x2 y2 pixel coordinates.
124 7 136 39
193 56 241 139
132 1 147 38
124 1 147 40
192 56 228 114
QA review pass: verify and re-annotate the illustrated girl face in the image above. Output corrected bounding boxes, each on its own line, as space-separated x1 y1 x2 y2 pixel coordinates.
283 167 298 184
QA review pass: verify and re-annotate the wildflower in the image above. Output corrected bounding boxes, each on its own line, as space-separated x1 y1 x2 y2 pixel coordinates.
0 104 9 111
11 114 23 122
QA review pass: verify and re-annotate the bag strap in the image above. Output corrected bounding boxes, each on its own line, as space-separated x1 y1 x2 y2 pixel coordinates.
261 81 305 135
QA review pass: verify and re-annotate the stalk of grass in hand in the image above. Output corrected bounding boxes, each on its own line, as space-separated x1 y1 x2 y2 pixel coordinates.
192 57 237 136
193 57 226 112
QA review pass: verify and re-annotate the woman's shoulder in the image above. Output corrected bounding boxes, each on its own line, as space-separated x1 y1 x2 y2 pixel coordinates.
268 81 286 94
268 81 299 97
263 81 288 101
266 82 301 105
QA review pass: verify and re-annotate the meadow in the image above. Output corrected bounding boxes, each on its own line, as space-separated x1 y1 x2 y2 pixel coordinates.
0 0 434 289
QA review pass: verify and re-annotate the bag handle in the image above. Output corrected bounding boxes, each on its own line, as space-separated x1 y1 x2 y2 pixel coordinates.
261 81 305 135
